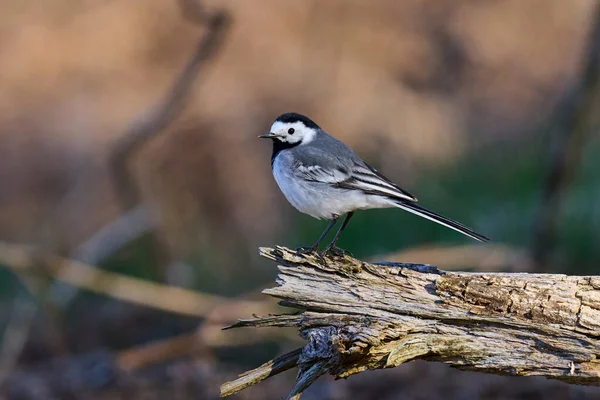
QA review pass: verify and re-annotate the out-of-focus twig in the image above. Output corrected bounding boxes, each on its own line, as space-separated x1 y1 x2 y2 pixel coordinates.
70 205 156 266
0 299 37 385
50 205 157 307
532 4 600 267
116 330 207 371
10 261 69 357
106 5 230 283
51 4 231 305
178 0 216 24
0 241 273 319
109 8 230 209
117 323 301 371
0 241 294 372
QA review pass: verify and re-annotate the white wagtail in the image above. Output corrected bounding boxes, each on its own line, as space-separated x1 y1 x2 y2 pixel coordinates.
259 112 489 255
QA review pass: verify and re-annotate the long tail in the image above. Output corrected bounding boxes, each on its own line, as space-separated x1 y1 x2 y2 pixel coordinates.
393 201 490 242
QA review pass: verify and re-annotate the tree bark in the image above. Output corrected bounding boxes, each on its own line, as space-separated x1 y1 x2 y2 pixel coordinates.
221 246 600 399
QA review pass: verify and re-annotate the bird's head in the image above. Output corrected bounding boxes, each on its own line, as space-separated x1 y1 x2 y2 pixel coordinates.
258 112 320 146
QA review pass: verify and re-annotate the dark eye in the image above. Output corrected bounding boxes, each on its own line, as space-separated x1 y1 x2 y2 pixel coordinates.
288 128 295 134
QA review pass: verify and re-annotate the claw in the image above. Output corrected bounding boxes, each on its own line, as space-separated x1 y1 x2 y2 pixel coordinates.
320 246 351 258
340 248 354 257
296 246 318 254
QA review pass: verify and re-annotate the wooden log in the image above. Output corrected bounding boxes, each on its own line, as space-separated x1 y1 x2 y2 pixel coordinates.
221 246 600 399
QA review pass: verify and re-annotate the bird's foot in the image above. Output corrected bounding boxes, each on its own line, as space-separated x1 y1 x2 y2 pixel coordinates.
320 245 352 258
296 245 318 254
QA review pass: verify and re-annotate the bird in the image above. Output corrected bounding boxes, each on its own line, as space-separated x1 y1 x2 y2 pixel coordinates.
258 112 489 255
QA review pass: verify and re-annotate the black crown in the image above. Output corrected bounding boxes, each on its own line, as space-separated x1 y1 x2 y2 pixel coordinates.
275 112 320 129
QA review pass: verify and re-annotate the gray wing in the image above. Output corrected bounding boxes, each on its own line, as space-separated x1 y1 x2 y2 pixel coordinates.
336 161 417 202
291 141 417 202
291 146 353 184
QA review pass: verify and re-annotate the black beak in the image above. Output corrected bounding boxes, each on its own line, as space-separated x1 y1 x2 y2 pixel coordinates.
258 132 277 139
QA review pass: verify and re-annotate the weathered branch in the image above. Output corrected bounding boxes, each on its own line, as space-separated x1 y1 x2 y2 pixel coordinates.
220 349 302 397
221 246 600 398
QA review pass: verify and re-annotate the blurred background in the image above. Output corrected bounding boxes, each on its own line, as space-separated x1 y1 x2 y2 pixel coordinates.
0 0 600 399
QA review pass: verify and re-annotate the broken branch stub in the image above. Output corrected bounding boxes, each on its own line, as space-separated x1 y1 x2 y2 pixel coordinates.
221 246 600 398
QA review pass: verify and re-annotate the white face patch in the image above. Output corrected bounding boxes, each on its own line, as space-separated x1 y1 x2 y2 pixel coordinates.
269 121 317 145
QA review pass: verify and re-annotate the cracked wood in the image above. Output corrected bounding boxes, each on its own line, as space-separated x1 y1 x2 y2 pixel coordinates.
221 247 600 398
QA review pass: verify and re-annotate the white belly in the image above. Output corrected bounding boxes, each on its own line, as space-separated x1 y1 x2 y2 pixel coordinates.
272 155 393 219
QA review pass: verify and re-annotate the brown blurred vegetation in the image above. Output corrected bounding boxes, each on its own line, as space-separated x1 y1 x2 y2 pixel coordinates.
0 0 599 399
0 0 592 259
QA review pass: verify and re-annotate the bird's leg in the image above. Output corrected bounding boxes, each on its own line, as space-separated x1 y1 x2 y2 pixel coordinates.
321 212 354 256
297 217 338 254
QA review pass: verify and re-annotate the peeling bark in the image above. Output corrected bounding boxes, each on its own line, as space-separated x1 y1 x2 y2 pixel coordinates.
221 247 600 398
